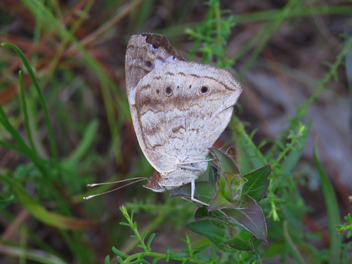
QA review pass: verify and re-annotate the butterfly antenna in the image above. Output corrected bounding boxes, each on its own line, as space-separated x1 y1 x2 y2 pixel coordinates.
83 178 148 200
87 177 148 187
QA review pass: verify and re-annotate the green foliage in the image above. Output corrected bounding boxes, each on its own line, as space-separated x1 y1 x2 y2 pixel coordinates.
114 0 351 262
171 149 270 251
0 42 98 263
337 214 352 238
170 148 271 252
0 0 351 263
186 0 236 68
107 206 262 263
314 148 343 263
104 206 218 264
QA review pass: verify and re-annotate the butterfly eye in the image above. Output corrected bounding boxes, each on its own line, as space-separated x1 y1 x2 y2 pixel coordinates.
165 87 172 95
145 61 152 68
200 86 208 94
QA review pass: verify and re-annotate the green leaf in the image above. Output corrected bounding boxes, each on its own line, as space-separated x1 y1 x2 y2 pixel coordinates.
146 233 156 249
223 228 254 251
104 255 110 264
186 219 254 252
170 252 187 258
208 166 219 184
209 148 241 175
194 206 227 221
314 148 342 264
222 195 267 242
131 260 149 264
112 247 129 259
191 245 209 255
116 256 123 263
142 231 148 241
186 219 229 246
209 172 246 210
225 172 246 201
151 258 160 264
242 164 271 201
170 182 215 204
216 173 233 201
209 189 236 211
191 207 254 251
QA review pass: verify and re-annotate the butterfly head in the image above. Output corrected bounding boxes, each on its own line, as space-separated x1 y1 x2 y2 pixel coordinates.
143 163 206 193
143 171 167 192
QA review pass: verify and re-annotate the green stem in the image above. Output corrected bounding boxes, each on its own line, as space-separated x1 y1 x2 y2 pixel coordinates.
121 213 164 254
124 251 209 263
283 221 307 264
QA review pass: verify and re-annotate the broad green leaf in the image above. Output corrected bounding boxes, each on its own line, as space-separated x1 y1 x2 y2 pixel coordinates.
223 228 254 251
216 173 232 200
194 206 227 221
243 164 271 201
208 166 219 184
224 172 246 201
209 148 240 175
222 195 267 242
186 219 229 247
187 219 254 252
210 172 246 211
194 206 209 219
209 190 236 211
191 207 254 251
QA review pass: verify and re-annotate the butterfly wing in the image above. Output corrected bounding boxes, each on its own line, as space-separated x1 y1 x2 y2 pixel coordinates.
125 34 185 172
132 61 242 173
125 33 184 90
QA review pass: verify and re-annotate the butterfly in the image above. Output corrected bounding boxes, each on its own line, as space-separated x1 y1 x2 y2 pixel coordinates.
125 33 242 203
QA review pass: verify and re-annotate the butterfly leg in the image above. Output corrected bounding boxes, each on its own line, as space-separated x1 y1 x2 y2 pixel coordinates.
178 164 203 171
190 180 209 206
179 159 214 167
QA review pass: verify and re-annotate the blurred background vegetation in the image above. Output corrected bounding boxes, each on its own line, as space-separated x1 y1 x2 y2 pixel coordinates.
0 0 351 263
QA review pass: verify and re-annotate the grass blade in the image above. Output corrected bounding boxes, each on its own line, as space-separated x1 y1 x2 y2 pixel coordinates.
314 147 342 264
0 174 97 230
1 42 59 164
65 120 99 167
18 71 37 154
